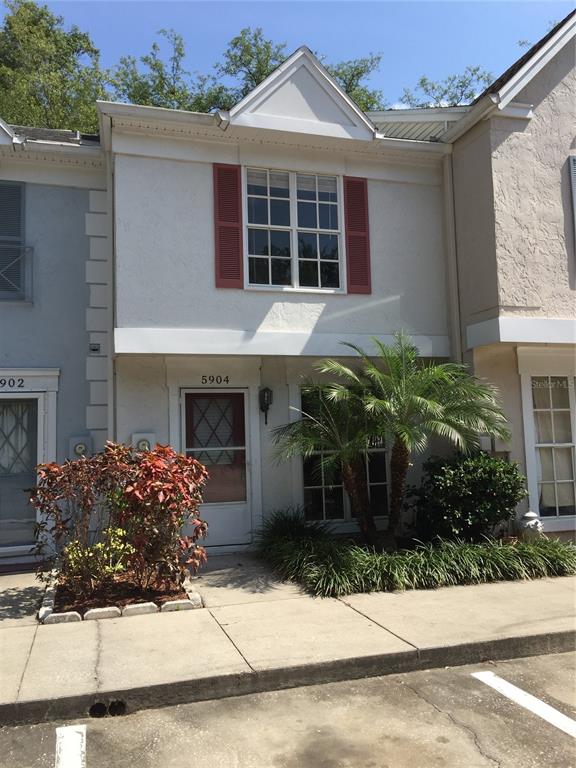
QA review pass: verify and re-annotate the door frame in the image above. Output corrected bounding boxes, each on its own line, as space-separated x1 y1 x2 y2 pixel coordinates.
166 356 264 549
0 389 54 557
180 388 251 513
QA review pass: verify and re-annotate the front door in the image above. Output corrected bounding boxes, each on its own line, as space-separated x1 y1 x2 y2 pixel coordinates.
183 391 252 547
0 398 38 550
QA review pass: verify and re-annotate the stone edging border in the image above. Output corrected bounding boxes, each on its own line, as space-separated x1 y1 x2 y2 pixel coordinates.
37 573 203 624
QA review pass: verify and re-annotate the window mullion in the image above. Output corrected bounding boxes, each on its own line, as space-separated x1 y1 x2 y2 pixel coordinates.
290 172 299 288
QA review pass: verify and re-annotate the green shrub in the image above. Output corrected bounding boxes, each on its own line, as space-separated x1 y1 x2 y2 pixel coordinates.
412 453 527 541
61 527 135 597
257 511 576 598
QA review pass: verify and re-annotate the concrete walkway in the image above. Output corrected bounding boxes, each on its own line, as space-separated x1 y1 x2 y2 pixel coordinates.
0 555 574 725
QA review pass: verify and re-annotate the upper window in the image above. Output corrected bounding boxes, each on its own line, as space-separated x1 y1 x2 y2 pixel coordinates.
245 168 342 291
0 182 28 300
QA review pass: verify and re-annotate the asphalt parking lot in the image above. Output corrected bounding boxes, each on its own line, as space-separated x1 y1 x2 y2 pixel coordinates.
1 652 575 768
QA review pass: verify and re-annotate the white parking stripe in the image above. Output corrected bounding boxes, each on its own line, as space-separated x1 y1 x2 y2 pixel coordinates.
54 724 87 768
472 670 576 739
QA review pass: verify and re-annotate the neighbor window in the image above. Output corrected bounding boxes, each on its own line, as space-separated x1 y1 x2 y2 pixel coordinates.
246 168 342 290
0 182 28 300
531 376 576 517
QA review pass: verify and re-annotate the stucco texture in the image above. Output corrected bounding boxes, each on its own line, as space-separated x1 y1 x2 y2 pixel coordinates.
113 153 448 340
491 40 576 318
0 183 90 461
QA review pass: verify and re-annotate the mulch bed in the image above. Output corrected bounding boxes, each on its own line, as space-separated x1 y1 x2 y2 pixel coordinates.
53 572 188 616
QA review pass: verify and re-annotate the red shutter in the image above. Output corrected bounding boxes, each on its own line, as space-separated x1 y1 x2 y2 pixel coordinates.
213 164 243 288
344 176 371 294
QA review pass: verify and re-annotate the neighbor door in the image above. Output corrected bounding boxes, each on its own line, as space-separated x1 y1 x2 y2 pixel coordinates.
0 398 38 550
183 391 252 547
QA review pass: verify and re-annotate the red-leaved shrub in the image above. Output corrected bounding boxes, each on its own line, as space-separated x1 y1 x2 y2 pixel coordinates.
31 442 208 594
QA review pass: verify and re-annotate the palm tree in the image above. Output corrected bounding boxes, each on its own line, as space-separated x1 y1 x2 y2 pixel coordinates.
272 385 379 544
320 332 511 543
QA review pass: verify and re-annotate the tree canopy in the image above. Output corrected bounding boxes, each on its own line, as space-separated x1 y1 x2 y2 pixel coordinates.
0 0 496 131
400 66 492 108
0 0 106 132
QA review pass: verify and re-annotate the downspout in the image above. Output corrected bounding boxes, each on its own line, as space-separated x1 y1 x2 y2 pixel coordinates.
442 153 463 362
104 114 118 443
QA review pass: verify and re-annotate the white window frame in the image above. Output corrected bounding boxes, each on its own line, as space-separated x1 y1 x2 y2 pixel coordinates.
242 166 347 294
302 447 389 523
519 348 576 532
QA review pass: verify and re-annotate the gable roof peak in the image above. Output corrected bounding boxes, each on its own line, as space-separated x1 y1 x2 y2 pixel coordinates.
228 44 376 141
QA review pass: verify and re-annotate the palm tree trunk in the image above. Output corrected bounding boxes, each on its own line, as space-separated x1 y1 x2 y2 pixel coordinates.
341 460 377 546
388 437 410 539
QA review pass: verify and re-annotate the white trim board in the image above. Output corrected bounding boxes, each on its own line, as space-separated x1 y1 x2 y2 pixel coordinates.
466 317 576 349
114 328 451 358
496 13 576 110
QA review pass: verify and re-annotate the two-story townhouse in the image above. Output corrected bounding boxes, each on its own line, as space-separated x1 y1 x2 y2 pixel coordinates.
1 10 574 564
0 122 111 565
99 48 452 550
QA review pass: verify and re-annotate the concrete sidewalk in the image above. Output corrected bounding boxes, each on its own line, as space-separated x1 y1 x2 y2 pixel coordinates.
0 556 574 726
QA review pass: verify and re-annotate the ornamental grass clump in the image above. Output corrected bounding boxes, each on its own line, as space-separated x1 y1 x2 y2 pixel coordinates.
257 510 576 598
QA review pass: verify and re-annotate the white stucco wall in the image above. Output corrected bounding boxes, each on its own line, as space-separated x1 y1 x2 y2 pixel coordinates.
113 150 449 342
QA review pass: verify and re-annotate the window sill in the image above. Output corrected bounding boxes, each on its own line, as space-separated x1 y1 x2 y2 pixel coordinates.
244 284 346 296
540 515 576 532
0 300 33 306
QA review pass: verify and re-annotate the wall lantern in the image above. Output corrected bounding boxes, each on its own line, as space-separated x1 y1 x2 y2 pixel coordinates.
259 387 273 424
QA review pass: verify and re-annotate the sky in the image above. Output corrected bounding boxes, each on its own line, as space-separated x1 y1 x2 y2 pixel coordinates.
6 1 575 106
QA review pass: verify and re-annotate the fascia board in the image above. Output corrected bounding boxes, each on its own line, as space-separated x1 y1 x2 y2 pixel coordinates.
497 16 576 109
16 140 102 160
97 100 217 128
440 95 498 143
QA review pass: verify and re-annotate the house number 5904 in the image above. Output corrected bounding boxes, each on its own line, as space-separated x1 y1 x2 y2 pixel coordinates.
0 378 24 388
201 375 230 384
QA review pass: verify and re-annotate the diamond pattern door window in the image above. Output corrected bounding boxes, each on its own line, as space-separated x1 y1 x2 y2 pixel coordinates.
0 399 38 546
185 393 247 504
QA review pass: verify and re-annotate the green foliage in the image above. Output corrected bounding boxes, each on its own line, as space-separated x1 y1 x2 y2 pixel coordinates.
0 0 107 131
324 53 385 111
400 65 492 107
113 26 385 112
275 331 511 542
111 29 237 112
412 453 528 541
32 442 208 595
257 511 576 597
61 527 135 597
322 332 510 456
272 384 377 543
217 27 287 100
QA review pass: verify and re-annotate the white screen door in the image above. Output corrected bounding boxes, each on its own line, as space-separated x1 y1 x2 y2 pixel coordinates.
183 391 252 547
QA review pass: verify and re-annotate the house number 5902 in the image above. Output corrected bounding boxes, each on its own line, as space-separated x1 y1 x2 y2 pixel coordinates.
201 375 230 384
0 378 24 388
